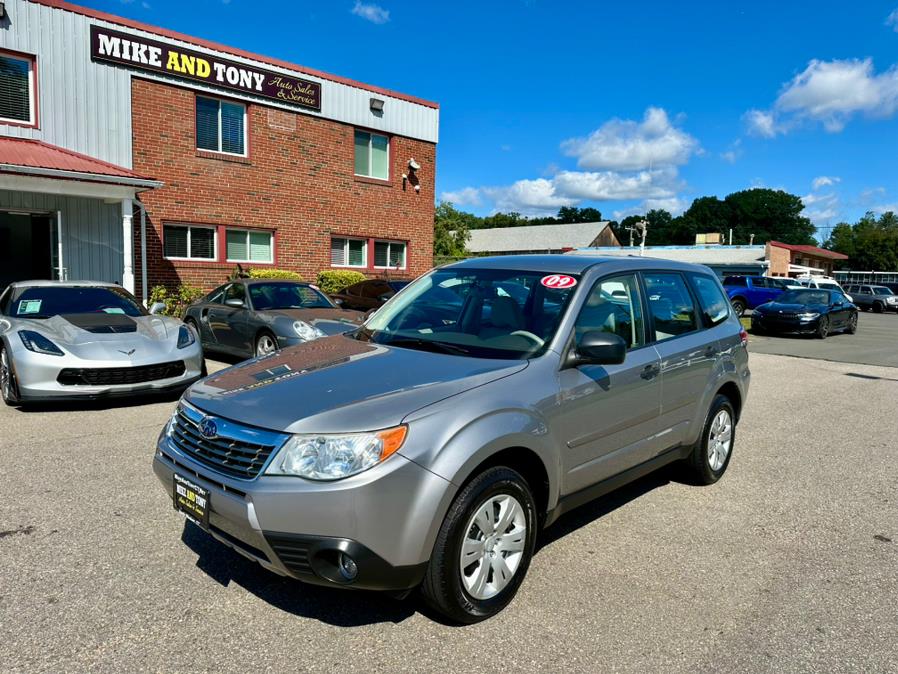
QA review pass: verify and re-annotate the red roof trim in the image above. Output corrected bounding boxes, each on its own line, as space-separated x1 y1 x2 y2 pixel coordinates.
0 137 155 180
28 0 439 110
768 240 849 260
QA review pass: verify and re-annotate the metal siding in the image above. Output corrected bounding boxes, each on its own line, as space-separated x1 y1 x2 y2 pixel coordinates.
0 190 123 283
0 0 438 158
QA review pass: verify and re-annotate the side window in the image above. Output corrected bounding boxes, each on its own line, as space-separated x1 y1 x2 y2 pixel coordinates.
690 274 730 326
644 273 699 341
205 284 226 304
724 276 746 287
753 277 770 288
573 274 644 349
224 283 246 305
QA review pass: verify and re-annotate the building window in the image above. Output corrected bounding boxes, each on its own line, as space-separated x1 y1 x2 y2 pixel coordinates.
226 228 273 263
373 240 406 269
354 130 389 179
331 237 367 268
163 224 217 260
196 95 246 155
0 52 36 125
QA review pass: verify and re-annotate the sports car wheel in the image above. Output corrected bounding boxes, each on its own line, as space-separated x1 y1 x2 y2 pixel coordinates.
255 331 278 357
846 312 858 334
816 316 830 339
1 346 20 406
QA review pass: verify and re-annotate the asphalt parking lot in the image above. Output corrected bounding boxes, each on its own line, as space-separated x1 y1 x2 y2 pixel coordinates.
749 311 898 367
1 352 897 673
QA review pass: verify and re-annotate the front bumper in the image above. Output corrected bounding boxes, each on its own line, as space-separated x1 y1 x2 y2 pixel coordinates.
751 314 819 335
12 345 204 401
153 427 452 591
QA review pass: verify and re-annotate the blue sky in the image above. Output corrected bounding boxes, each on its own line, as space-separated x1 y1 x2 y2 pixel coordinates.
95 0 898 238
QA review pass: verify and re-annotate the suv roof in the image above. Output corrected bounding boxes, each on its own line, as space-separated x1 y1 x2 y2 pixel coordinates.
447 254 712 275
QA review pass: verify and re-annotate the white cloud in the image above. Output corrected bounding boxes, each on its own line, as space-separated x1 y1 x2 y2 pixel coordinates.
886 8 898 32
720 151 738 163
873 202 898 214
560 107 699 171
748 58 898 135
351 1 390 24
440 187 483 207
811 175 840 190
744 109 778 137
801 191 840 223
482 179 577 213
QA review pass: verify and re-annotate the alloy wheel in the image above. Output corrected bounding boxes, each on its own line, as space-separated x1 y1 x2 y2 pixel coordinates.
707 409 732 472
0 349 10 399
255 334 277 357
459 494 527 600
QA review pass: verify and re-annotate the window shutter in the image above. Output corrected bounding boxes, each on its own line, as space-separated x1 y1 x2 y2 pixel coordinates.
196 97 220 151
374 241 389 267
163 226 189 258
227 229 248 260
348 239 365 266
249 231 271 262
0 56 31 123
389 243 406 268
191 228 215 259
331 238 346 266
220 101 245 154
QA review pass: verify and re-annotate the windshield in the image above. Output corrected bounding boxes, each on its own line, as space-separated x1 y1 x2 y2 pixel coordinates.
10 286 145 319
359 268 580 359
248 282 335 310
871 286 894 295
777 289 831 305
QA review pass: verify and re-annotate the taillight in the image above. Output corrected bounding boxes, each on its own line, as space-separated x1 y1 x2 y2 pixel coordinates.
739 328 749 347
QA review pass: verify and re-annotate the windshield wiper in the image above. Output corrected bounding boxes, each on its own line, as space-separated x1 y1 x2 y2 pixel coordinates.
384 337 471 355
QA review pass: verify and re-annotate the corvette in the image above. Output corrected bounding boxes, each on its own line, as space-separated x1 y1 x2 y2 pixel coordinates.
0 281 205 405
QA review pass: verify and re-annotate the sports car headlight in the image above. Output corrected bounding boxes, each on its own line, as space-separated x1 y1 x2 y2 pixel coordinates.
293 320 326 341
265 426 408 480
177 325 196 349
19 330 64 356
798 312 820 320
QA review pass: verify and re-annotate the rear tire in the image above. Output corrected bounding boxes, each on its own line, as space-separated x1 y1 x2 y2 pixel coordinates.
421 467 537 624
0 345 21 407
731 298 746 317
684 394 736 485
816 316 830 339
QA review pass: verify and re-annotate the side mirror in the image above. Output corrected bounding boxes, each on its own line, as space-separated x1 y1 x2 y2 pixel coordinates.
225 298 246 308
332 297 344 307
568 331 627 367
149 301 166 315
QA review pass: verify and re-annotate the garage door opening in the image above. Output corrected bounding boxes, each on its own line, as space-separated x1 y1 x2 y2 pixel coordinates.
0 211 60 290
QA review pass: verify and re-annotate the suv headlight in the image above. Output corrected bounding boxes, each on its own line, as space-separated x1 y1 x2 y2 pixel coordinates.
265 426 407 480
293 320 326 341
19 330 64 356
177 325 196 349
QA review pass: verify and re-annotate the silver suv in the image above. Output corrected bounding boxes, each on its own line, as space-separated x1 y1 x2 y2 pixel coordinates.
154 255 750 623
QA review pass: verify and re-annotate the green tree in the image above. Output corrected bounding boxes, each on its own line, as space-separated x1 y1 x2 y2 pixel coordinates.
824 211 898 271
681 196 732 240
724 189 816 245
433 201 474 260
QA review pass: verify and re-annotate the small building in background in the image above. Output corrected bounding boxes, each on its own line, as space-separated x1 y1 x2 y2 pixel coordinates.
467 221 619 256
765 241 848 277
566 245 768 278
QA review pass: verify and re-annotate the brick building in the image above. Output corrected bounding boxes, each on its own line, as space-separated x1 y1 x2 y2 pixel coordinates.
0 0 439 297
765 241 848 277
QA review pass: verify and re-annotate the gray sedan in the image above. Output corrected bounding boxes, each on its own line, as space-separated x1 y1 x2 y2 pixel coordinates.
183 279 364 359
0 281 204 405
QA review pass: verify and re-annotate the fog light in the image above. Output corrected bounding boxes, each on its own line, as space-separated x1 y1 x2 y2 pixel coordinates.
339 552 358 581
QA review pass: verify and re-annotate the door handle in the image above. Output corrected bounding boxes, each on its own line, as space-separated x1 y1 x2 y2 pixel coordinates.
640 364 660 380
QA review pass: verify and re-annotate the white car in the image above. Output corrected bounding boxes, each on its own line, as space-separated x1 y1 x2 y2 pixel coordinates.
796 277 853 303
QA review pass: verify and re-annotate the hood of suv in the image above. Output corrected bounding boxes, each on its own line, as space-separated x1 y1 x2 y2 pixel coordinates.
186 335 528 433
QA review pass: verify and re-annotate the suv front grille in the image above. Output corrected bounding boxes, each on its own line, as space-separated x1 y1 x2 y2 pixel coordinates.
170 407 282 479
58 361 185 386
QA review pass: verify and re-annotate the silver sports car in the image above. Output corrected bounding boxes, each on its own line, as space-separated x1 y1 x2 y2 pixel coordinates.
0 281 204 405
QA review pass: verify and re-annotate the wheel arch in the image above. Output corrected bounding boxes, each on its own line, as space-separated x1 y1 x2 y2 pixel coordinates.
715 381 743 422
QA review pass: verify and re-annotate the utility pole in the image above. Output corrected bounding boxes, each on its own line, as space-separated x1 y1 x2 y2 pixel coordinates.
749 233 755 245
637 219 647 256
728 228 733 246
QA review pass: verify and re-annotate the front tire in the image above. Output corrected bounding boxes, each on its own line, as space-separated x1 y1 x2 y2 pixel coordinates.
0 345 21 406
846 312 858 334
816 316 830 339
421 467 537 624
873 301 884 314
684 394 736 485
254 331 278 357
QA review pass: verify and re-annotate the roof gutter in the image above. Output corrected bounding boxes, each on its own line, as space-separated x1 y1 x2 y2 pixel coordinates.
0 164 163 189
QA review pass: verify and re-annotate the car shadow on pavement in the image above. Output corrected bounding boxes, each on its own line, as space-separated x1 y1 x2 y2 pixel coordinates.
536 468 674 552
180 521 418 627
14 389 182 413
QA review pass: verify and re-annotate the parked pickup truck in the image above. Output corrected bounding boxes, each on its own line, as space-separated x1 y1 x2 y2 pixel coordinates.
722 276 789 316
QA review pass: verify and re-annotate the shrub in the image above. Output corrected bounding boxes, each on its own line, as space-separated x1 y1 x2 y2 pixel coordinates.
247 268 302 281
148 284 204 318
316 269 367 294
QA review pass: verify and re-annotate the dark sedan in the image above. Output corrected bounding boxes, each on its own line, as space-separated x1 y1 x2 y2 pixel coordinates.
329 279 410 312
184 280 364 358
751 289 857 339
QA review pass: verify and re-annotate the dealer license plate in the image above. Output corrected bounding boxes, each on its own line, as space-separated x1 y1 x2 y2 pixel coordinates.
173 473 210 528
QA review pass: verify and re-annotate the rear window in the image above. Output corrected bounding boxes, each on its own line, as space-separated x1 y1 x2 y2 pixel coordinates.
723 276 747 287
690 274 730 326
644 272 699 341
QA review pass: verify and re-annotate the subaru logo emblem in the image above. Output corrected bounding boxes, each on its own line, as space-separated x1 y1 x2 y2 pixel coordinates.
199 418 218 439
